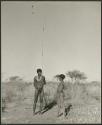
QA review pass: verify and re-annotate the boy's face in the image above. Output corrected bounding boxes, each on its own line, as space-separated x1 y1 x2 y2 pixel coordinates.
37 72 42 76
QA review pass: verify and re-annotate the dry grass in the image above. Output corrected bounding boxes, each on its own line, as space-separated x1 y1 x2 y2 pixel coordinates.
1 80 101 124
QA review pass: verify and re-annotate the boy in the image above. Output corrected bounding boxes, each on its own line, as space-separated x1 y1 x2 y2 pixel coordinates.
33 68 46 115
56 74 66 117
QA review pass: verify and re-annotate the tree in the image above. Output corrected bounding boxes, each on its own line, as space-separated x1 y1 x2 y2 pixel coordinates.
54 74 60 78
54 74 60 81
8 76 26 101
9 76 20 81
66 70 87 83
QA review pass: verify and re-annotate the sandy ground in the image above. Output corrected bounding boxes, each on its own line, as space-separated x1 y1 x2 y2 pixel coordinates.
1 94 101 124
1 82 101 124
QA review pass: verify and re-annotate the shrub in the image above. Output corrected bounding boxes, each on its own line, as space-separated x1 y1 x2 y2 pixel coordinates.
1 97 6 112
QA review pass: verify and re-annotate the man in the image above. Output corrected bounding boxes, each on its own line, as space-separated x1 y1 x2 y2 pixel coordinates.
33 68 46 115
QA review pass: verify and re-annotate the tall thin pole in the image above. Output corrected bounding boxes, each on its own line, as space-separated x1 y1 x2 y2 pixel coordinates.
41 24 45 70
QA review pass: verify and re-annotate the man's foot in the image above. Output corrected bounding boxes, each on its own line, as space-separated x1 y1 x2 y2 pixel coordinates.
39 110 43 115
39 112 41 115
33 112 36 116
57 114 60 117
45 103 48 107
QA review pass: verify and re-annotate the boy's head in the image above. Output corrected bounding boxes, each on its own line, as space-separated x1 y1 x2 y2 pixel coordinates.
37 68 42 76
58 74 65 81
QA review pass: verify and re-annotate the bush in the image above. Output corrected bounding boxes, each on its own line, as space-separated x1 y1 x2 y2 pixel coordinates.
1 77 31 106
6 90 17 102
2 97 6 112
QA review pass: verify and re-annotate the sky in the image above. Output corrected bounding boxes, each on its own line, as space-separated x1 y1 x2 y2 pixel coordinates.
1 1 101 82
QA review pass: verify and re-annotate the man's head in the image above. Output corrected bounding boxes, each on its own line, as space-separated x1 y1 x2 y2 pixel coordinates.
37 68 42 76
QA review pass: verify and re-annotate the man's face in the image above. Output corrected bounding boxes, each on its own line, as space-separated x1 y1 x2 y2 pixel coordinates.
37 72 42 76
59 77 63 82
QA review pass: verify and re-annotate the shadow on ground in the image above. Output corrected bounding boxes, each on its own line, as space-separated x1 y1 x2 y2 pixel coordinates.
42 101 72 117
42 101 57 114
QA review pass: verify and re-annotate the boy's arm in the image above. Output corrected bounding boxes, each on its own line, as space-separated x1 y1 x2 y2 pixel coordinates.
63 84 65 98
43 76 46 85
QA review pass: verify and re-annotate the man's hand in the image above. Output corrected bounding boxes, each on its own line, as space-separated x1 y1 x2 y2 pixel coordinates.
34 77 37 88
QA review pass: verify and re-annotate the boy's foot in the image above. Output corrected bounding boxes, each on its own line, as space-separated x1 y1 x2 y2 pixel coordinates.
39 112 41 115
57 113 63 117
64 112 67 117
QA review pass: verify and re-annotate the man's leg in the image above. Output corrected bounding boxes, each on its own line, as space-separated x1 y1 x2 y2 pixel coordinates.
39 89 44 114
42 89 47 107
33 89 39 115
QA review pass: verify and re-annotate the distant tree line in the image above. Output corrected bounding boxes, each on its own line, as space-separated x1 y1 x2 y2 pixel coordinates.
55 70 87 83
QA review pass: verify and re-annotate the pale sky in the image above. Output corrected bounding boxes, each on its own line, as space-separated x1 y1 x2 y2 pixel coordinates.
1 1 101 82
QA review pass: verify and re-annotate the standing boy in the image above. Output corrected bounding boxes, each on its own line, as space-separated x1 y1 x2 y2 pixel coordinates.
56 74 66 117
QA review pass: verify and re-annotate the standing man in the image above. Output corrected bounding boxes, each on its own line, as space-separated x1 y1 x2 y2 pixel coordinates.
33 68 46 115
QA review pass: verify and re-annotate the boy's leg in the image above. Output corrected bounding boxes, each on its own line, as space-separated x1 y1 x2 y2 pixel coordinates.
57 105 61 117
33 89 39 115
57 97 61 117
60 94 65 117
62 106 66 118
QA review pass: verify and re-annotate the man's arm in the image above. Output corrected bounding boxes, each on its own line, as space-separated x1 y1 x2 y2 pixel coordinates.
33 77 38 89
